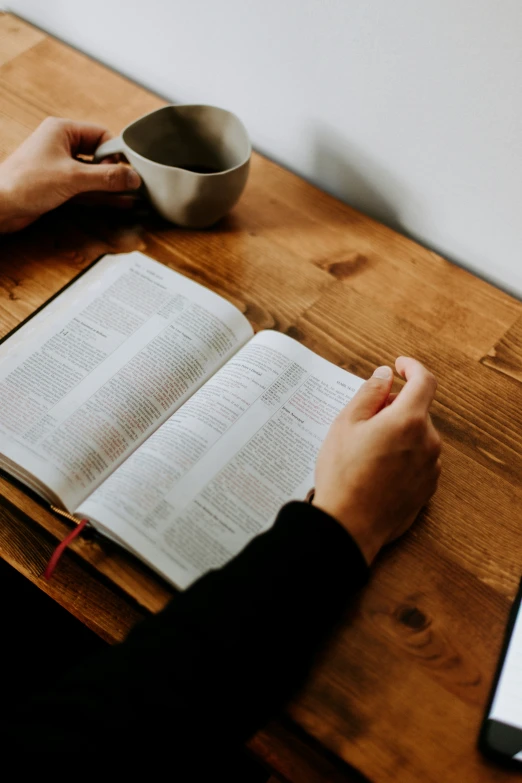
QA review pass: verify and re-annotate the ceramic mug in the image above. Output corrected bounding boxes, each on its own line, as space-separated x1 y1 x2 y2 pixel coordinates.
93 104 251 228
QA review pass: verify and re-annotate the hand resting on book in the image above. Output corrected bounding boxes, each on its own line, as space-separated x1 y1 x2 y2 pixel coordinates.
313 357 441 565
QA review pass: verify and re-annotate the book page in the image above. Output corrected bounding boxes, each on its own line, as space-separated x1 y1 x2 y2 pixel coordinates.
78 330 364 588
0 251 253 509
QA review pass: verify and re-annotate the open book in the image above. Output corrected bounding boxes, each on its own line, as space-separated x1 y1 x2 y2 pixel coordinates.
0 252 364 589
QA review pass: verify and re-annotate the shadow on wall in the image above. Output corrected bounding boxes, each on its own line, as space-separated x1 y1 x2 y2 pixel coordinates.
311 126 522 300
313 124 414 234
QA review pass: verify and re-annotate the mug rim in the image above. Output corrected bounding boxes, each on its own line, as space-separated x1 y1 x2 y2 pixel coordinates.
121 103 252 176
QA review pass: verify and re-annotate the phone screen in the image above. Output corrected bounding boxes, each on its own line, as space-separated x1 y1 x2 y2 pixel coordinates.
480 578 522 765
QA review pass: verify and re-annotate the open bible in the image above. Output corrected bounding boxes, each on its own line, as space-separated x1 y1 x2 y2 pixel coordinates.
0 251 364 589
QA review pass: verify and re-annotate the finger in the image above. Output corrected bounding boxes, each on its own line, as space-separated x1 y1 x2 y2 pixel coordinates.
65 122 114 156
426 414 441 449
71 192 142 209
70 161 142 194
99 153 125 164
385 392 399 407
394 356 437 414
344 366 394 422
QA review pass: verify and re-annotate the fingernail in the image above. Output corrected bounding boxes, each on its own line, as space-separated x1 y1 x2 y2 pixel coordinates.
372 366 392 380
126 169 142 189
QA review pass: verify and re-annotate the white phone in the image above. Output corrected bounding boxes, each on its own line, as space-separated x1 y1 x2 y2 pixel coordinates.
480 577 522 768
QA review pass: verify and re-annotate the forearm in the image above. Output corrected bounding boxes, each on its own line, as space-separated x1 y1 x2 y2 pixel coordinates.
4 502 368 761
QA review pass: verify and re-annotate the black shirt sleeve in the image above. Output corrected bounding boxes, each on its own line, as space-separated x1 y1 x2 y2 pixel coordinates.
4 501 369 768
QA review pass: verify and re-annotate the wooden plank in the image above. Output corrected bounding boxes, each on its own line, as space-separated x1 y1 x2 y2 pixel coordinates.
0 83 48 161
288 543 515 783
0 477 174 615
250 720 369 783
482 314 522 382
0 35 165 135
0 12 45 67
0 495 145 642
289 281 522 493
0 111 38 162
143 226 334 334
240 155 522 360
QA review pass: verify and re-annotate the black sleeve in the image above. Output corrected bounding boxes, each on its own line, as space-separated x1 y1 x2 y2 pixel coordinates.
5 501 369 767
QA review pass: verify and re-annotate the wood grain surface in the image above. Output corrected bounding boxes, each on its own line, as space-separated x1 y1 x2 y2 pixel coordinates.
1 12 522 782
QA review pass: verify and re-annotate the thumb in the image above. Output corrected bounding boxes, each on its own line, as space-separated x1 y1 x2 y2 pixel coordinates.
347 366 394 421
70 162 141 194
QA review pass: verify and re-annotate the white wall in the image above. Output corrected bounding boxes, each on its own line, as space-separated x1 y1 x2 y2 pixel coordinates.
6 0 522 297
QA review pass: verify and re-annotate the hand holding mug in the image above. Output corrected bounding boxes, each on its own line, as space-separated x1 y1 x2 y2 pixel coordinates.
0 117 142 233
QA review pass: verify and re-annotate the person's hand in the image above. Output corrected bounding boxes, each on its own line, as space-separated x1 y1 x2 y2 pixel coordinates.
0 117 142 233
313 357 441 565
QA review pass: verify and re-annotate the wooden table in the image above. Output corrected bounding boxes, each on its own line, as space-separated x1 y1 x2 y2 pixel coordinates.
1 12 522 782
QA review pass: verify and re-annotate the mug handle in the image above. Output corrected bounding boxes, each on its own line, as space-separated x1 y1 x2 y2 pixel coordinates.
92 135 125 163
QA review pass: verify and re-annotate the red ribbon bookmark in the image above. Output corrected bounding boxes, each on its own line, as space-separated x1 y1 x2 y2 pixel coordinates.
44 519 89 580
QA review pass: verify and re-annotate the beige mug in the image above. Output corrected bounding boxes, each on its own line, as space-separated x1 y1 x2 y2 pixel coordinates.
93 104 251 228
